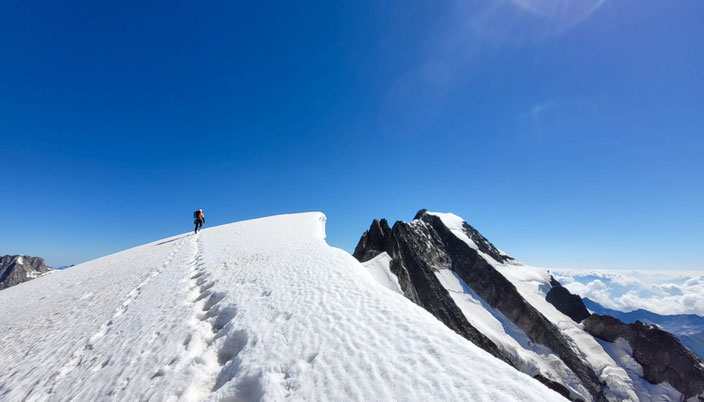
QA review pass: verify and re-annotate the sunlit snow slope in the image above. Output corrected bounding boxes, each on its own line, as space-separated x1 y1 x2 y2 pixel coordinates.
0 213 565 402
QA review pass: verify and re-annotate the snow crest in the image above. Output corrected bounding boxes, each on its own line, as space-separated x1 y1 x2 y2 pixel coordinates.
0 212 564 401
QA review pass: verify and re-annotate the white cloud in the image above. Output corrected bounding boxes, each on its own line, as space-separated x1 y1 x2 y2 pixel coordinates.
552 269 704 316
653 283 683 296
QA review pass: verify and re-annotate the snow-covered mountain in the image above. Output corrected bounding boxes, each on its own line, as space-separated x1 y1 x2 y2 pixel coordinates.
0 254 52 290
354 210 704 402
0 213 564 402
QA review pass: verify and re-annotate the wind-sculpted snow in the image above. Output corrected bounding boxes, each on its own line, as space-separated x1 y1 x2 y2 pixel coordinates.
0 213 564 401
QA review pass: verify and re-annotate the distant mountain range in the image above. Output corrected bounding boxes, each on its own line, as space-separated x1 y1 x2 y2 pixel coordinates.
583 297 704 360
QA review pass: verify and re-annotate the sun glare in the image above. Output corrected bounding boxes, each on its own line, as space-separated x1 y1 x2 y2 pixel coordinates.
510 0 606 24
464 0 607 43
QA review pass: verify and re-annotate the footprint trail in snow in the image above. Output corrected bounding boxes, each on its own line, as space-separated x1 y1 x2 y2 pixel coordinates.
0 213 566 401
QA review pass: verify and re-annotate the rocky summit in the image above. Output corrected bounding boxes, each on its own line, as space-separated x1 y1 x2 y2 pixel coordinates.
0 255 51 290
354 210 704 402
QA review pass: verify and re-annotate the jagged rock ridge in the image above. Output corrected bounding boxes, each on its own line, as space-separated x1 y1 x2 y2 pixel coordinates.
354 210 704 402
354 210 602 401
354 216 508 363
0 255 51 290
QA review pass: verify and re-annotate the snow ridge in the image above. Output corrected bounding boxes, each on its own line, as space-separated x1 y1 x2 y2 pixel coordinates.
0 213 564 401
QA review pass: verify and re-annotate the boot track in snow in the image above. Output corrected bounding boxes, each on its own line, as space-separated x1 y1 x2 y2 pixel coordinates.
0 213 566 402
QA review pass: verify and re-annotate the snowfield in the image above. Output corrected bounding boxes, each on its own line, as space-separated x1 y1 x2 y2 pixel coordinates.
0 212 565 401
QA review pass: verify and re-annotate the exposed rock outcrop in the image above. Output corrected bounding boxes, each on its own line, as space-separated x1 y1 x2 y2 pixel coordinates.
411 209 514 264
354 210 605 401
583 314 704 399
546 276 591 323
355 216 509 363
534 374 576 400
353 219 393 263
0 255 51 290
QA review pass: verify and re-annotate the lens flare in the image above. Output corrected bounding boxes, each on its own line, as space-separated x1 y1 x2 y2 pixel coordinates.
464 0 606 43
510 0 605 25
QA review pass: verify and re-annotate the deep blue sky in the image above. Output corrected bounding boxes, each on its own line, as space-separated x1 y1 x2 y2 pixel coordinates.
1 0 702 270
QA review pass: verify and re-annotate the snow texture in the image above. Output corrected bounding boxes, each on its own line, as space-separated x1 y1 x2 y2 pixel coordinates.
0 213 565 402
360 252 403 295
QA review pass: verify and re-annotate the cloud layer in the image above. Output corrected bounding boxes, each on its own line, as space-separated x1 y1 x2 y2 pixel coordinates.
552 269 704 316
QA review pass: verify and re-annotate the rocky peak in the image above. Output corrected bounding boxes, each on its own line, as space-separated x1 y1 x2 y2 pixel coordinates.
352 219 393 263
414 209 513 264
354 210 604 401
355 214 509 363
0 255 51 290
